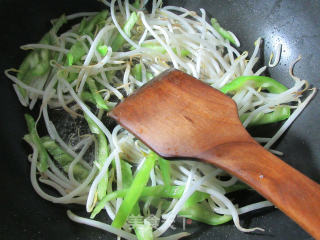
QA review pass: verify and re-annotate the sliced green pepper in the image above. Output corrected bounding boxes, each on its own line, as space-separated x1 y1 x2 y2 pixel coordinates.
240 106 291 127
179 203 232 225
18 15 67 98
221 76 290 126
121 159 140 215
220 76 288 94
111 12 138 52
131 42 191 57
86 78 109 110
41 136 89 181
91 185 208 219
24 114 49 172
97 44 109 56
66 40 87 66
84 114 109 201
211 18 237 45
131 63 153 81
158 157 171 186
78 10 108 37
111 152 159 228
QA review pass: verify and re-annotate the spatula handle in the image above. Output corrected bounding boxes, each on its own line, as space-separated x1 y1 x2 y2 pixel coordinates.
199 142 320 239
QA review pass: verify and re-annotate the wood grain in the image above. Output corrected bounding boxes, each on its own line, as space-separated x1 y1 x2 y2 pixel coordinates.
109 69 320 239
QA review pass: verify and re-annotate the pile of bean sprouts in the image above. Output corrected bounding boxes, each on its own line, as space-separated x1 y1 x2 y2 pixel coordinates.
5 0 316 239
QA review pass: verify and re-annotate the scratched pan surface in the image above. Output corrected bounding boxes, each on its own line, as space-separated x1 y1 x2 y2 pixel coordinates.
0 0 319 239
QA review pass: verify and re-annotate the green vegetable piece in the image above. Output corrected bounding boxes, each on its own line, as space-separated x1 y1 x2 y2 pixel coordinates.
41 136 73 166
84 114 109 200
17 15 67 98
57 70 78 83
86 77 109 110
183 191 209 209
67 40 87 66
145 198 231 226
91 184 208 219
97 45 108 56
91 190 125 218
131 42 190 57
179 203 232 225
78 18 88 34
81 91 96 105
78 10 108 36
175 48 191 57
111 12 138 52
66 53 74 66
136 42 167 54
134 221 153 240
121 160 134 189
50 14 68 35
132 0 141 9
158 157 171 186
211 18 236 45
111 152 159 228
121 159 140 215
41 136 89 181
132 64 142 81
240 106 291 126
221 76 291 126
24 114 49 172
220 76 288 94
132 64 153 81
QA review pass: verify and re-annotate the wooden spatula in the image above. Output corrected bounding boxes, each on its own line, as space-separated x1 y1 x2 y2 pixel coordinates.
109 69 320 238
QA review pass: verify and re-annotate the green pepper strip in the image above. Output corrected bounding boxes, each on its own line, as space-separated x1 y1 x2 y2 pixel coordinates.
17 14 67 98
78 10 108 37
67 11 108 66
66 40 87 66
131 64 153 81
220 75 291 126
91 185 208 218
132 0 141 9
24 114 49 172
210 18 236 45
86 78 109 111
105 12 139 82
111 12 138 52
179 203 232 225
146 198 232 226
97 45 108 56
131 42 191 57
121 160 140 215
111 152 158 228
220 76 288 94
240 106 291 126
158 157 171 186
84 114 109 201
41 136 89 181
81 91 96 105
132 64 143 81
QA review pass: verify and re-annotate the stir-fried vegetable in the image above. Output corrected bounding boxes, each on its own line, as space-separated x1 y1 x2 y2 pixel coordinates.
112 152 159 229
6 0 315 239
41 136 89 181
24 114 50 172
85 114 109 200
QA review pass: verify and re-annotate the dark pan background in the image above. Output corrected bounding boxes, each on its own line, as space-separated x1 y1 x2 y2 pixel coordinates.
0 0 319 239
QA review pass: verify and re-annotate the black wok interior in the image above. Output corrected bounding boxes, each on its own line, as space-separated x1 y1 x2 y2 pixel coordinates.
1 0 319 239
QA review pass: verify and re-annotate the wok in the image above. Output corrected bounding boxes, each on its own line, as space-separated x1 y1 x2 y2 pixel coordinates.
0 0 319 239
